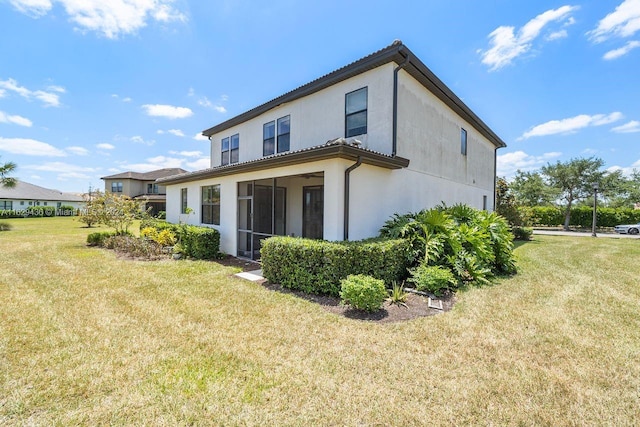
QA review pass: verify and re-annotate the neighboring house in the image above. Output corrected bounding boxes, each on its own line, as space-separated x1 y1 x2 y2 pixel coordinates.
158 41 506 260
100 168 187 215
0 180 84 213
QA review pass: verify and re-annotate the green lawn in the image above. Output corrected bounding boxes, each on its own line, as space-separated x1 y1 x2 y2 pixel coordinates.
1 217 639 425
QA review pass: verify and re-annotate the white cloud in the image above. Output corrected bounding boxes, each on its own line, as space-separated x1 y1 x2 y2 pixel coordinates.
47 85 65 93
520 112 624 139
546 30 568 41
57 171 92 180
0 137 66 156
607 159 640 176
120 155 184 172
0 110 33 127
9 0 187 39
193 132 209 141
122 97 132 102
588 0 640 42
96 142 115 150
198 97 212 108
169 150 204 157
130 135 155 146
66 146 89 156
167 129 185 137
213 105 227 113
8 0 52 17
0 78 62 107
24 161 97 173
142 104 193 119
603 40 640 59
186 157 210 170
480 5 578 71
611 120 640 133
497 151 562 177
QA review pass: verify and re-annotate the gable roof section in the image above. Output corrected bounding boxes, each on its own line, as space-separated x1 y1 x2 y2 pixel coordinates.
202 40 506 149
101 168 188 181
0 181 84 202
157 142 409 186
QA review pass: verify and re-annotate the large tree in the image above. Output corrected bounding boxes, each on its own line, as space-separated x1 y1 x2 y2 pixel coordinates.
0 156 17 188
511 170 559 206
541 157 605 230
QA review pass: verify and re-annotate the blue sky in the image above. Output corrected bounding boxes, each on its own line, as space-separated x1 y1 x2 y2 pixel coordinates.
1 0 639 193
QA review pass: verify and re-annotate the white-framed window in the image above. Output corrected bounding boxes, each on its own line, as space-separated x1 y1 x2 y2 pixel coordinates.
345 87 367 137
221 134 239 166
111 181 123 193
181 188 188 214
147 183 159 194
201 185 221 225
263 115 291 156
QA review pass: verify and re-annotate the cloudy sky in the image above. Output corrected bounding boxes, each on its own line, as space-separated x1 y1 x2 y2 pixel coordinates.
1 0 639 192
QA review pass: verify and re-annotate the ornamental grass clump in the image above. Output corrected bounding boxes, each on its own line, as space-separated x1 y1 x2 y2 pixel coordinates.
339 274 387 312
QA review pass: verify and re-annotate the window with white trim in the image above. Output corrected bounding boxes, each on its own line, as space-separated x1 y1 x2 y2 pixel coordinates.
201 185 220 225
263 115 291 156
345 87 367 137
221 134 240 166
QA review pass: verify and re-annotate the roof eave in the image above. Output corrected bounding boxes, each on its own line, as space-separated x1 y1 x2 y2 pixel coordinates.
157 145 409 186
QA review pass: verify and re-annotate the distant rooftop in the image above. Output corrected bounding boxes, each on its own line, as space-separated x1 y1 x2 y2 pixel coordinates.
100 168 188 181
0 181 84 202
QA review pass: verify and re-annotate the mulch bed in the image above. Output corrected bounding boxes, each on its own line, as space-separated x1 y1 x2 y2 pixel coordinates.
261 280 456 323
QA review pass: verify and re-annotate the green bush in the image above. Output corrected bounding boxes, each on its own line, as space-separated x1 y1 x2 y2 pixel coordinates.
24 206 56 217
339 274 387 312
139 220 221 260
527 206 640 228
156 211 166 219
183 226 221 259
512 226 533 240
87 231 116 247
261 237 410 296
379 204 517 285
58 205 76 216
0 221 12 231
408 264 457 295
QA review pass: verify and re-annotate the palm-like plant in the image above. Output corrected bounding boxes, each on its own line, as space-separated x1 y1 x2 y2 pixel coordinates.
0 157 17 188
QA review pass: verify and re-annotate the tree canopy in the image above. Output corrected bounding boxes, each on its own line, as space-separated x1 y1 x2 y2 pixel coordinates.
0 156 17 188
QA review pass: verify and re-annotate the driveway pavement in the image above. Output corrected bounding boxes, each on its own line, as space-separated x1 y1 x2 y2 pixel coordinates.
533 229 640 239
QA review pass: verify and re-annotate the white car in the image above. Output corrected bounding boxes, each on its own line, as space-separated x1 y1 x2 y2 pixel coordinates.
614 223 640 235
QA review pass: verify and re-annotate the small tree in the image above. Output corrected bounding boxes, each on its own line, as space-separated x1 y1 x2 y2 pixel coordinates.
81 191 148 234
79 189 103 228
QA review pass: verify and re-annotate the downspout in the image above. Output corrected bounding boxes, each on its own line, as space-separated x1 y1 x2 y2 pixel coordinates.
344 156 362 241
392 52 410 157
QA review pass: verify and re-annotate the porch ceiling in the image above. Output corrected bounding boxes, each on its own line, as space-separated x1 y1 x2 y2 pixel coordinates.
157 144 410 185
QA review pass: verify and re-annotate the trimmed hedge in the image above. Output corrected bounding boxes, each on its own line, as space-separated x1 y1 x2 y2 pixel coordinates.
140 219 221 260
528 206 640 227
87 231 117 247
340 274 387 312
260 236 411 297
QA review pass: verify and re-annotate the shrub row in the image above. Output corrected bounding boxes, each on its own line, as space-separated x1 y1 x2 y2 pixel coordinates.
87 231 117 246
527 206 640 227
140 219 221 260
260 236 411 297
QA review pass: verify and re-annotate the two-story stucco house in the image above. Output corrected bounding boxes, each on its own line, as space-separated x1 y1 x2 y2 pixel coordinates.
158 41 506 259
101 168 187 216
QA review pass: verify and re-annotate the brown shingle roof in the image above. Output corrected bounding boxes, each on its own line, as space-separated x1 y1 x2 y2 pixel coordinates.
0 181 84 202
101 168 188 181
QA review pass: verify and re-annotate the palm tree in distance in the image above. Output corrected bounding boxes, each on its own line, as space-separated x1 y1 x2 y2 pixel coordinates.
0 156 17 188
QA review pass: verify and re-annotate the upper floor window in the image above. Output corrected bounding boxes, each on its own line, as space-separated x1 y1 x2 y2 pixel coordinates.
263 116 291 156
221 134 240 166
147 183 159 194
345 87 367 137
461 128 468 156
111 181 123 193
277 116 290 153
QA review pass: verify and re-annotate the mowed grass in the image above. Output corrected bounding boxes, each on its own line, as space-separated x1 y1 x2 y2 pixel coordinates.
1 217 639 425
